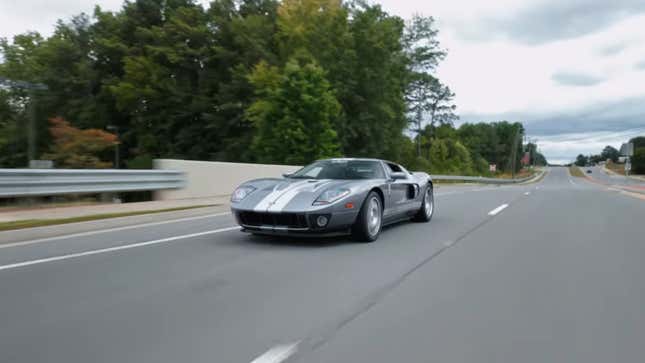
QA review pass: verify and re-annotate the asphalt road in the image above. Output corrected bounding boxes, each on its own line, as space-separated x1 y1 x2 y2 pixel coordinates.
1 167 644 363
583 165 645 189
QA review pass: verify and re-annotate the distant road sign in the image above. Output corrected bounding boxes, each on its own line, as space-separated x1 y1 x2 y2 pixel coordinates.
620 143 634 156
489 164 496 172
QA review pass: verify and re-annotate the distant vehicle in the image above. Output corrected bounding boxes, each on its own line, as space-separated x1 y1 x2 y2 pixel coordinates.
587 169 592 174
230 158 434 242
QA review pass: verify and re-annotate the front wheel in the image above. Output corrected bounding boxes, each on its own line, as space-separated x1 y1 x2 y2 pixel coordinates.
351 191 382 242
412 186 434 222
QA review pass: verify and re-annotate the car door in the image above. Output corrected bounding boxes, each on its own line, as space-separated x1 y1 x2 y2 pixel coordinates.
384 162 416 218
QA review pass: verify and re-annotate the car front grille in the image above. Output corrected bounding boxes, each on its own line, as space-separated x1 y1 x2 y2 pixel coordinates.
238 212 309 229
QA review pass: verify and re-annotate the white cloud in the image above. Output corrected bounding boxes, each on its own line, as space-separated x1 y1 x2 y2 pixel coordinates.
375 0 645 161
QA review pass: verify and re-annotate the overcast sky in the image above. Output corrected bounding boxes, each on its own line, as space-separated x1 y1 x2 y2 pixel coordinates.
2 0 644 164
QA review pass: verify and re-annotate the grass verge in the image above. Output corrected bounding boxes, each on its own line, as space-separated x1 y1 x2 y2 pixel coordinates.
520 169 546 184
606 161 626 176
0 204 217 232
569 166 585 177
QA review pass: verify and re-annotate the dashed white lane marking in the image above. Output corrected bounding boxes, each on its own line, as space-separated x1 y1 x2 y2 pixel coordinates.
524 192 531 195
488 204 509 216
0 226 241 271
569 179 575 185
251 342 299 363
0 212 232 249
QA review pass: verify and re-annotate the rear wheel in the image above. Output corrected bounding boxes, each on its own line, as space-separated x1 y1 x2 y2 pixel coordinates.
412 185 434 222
351 191 382 242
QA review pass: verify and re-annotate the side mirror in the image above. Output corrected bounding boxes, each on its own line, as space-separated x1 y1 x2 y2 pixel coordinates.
390 171 407 180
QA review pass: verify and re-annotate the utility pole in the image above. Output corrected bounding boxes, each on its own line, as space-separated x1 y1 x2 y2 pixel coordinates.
28 89 37 162
106 125 120 169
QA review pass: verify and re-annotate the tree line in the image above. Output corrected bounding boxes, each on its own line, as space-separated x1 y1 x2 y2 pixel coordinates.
0 0 545 175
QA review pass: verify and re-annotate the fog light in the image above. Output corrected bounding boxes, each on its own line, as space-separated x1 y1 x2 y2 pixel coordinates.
316 215 329 227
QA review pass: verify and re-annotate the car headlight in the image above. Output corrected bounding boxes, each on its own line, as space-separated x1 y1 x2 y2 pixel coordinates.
313 188 350 205
231 186 256 202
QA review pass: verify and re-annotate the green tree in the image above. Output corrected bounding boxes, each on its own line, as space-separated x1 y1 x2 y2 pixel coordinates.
341 2 407 159
247 58 341 164
629 136 645 149
630 136 645 174
632 148 645 175
402 15 454 156
427 138 473 174
575 154 588 167
526 142 547 166
0 0 468 169
600 145 620 162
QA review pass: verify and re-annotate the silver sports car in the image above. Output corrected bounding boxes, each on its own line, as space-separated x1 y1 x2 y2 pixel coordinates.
230 158 434 241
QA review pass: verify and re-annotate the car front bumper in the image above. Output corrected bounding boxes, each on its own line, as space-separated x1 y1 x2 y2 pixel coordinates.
231 207 359 236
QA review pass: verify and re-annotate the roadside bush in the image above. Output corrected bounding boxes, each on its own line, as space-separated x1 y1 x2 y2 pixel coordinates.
631 148 645 175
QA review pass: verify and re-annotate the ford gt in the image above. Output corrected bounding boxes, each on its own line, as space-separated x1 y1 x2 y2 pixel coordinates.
230 158 434 242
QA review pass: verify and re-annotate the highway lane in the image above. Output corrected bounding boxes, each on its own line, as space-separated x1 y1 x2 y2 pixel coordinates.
1 168 643 363
304 167 645 363
0 182 529 363
582 165 645 190
0 184 511 265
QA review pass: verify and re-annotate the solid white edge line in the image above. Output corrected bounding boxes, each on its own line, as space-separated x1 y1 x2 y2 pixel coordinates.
251 342 300 363
0 212 232 249
524 192 531 195
488 204 509 216
0 226 241 271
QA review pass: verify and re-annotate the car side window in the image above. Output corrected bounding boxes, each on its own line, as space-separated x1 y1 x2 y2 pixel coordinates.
386 163 402 173
399 165 413 175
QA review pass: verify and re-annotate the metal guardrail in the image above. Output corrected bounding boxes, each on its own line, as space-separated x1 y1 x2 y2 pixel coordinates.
0 167 541 198
432 171 543 184
0 169 185 198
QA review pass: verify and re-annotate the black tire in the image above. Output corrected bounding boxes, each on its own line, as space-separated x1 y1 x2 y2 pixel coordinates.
351 191 383 242
412 185 434 222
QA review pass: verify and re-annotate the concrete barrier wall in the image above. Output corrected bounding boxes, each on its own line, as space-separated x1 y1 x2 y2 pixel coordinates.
154 159 300 200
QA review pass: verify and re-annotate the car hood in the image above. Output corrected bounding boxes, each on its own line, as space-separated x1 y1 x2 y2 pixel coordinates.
233 178 363 212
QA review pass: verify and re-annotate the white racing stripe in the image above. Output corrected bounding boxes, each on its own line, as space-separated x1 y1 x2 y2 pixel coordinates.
0 212 232 249
267 180 333 212
0 226 241 271
254 180 310 212
267 188 304 212
250 342 299 363
488 204 509 216
267 188 300 212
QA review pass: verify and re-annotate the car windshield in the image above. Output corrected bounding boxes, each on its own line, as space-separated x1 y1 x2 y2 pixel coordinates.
289 160 385 180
